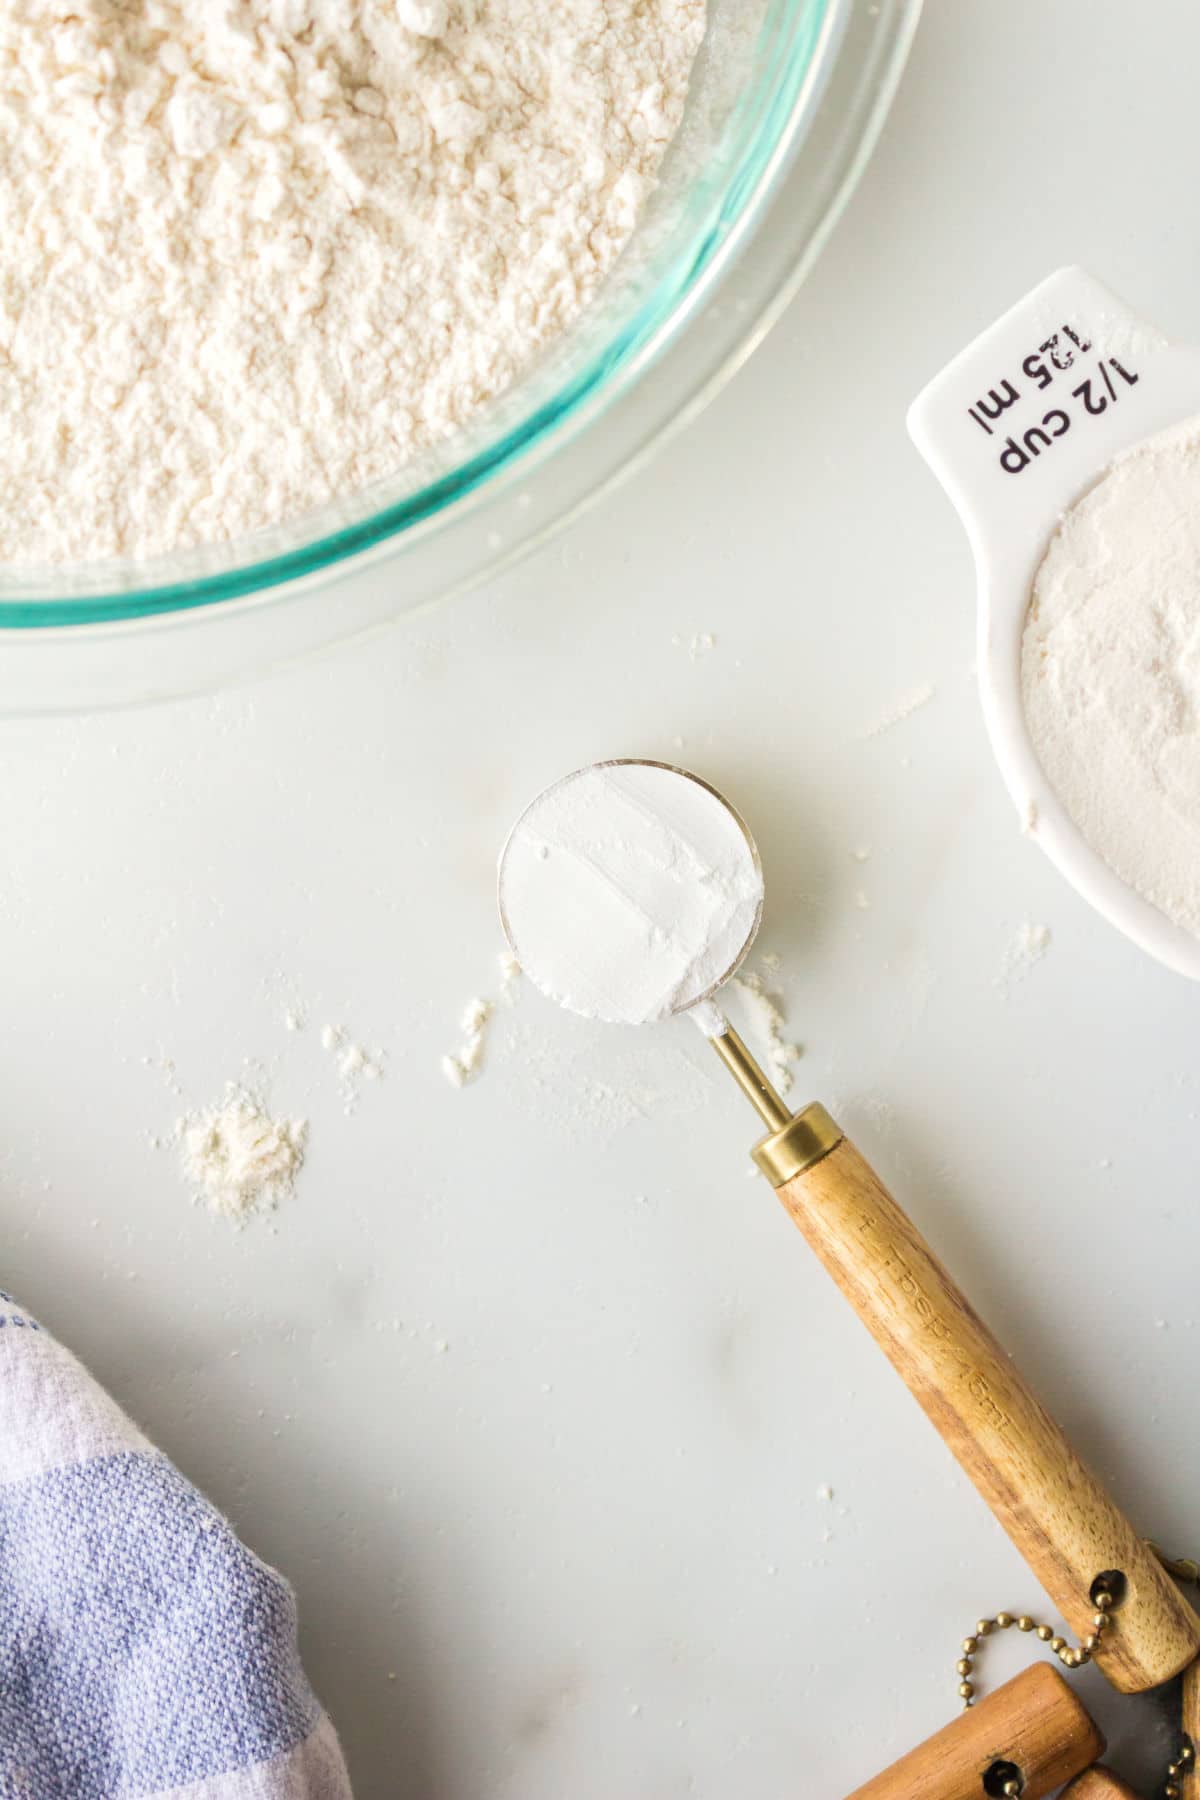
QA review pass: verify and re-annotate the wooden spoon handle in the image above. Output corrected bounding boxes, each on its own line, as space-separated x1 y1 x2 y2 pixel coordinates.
1061 1772 1145 1798
773 1120 1200 1693
848 1663 1101 1799
1182 1653 1200 1758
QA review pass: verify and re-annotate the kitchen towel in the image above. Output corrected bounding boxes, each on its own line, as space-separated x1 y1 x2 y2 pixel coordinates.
0 1288 353 1799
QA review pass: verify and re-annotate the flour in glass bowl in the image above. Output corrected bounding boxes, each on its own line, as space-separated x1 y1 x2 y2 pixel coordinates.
0 0 706 563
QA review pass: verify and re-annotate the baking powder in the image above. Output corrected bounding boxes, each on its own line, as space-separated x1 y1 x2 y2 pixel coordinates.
498 763 763 1026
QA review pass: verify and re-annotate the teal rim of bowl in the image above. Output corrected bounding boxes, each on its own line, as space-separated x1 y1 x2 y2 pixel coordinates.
2 0 831 630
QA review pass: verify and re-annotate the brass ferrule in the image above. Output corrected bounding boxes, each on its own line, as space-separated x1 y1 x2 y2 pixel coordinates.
752 1102 844 1188
706 1028 843 1187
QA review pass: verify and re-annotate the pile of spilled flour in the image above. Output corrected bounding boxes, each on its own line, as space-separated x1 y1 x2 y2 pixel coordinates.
0 0 705 561
178 1087 307 1225
440 943 802 1095
1022 419 1200 939
442 949 520 1087
728 957 801 1096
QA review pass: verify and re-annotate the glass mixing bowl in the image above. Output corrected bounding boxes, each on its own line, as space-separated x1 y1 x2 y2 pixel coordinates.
0 0 920 709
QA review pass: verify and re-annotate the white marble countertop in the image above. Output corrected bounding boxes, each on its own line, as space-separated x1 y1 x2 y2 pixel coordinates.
4 4 1199 1794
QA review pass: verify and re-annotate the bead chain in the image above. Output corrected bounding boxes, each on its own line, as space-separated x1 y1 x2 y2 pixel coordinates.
953 1577 1198 1798
1162 1746 1198 1800
955 1585 1116 1712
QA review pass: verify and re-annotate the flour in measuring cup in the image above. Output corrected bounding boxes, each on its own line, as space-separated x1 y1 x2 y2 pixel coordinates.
1022 419 1200 939
0 0 705 562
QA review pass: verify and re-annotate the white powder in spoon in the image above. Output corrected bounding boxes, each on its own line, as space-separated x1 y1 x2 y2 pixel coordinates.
1022 419 1200 939
498 762 763 1026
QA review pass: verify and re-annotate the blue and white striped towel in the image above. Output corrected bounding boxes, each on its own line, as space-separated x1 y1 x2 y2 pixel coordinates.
0 1290 353 1800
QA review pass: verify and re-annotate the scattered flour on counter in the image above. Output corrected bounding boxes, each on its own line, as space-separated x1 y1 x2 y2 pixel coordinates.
497 949 522 999
141 1051 183 1097
261 968 307 1034
443 995 494 1089
0 0 706 562
861 1095 896 1135
503 1026 713 1137
995 921 1052 989
728 961 801 1096
442 949 522 1088
337 1041 381 1082
177 1086 307 1224
673 632 716 660
1022 419 1200 939
862 683 936 739
319 1023 384 1112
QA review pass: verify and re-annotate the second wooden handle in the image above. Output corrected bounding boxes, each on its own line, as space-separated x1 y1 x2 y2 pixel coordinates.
848 1663 1101 1799
776 1130 1199 1693
1062 1771 1145 1798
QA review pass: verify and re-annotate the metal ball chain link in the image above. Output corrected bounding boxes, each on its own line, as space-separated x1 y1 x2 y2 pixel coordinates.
1161 1742 1197 1800
955 1584 1116 1714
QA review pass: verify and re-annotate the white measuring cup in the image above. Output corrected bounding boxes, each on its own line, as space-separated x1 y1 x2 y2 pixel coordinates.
908 265 1200 980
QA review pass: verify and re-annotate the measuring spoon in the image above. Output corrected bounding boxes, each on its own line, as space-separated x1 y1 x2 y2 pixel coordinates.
499 759 1200 1694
